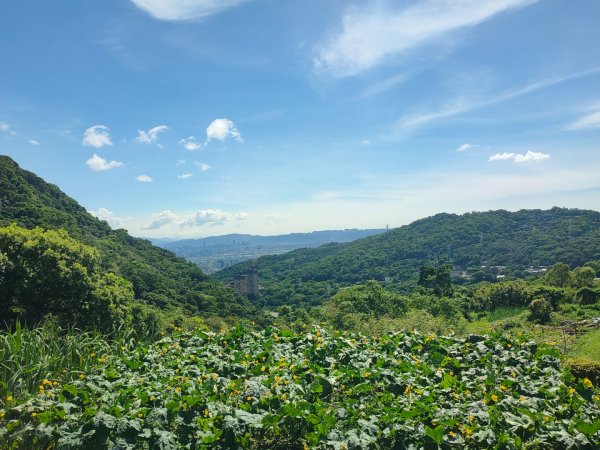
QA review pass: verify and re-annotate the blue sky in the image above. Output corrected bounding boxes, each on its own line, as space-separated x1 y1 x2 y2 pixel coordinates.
1 0 599 238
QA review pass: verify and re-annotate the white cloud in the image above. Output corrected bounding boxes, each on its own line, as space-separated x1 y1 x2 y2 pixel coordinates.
136 175 153 182
176 159 186 166
568 111 600 130
206 118 243 143
183 209 248 227
136 125 169 144
456 143 477 152
82 125 113 148
90 208 125 228
489 152 515 161
143 210 178 230
86 154 124 171
193 162 212 171
179 136 201 151
28 139 40 146
513 151 550 163
0 122 10 132
314 0 537 77
489 150 550 163
130 0 250 21
177 173 193 179
362 139 371 145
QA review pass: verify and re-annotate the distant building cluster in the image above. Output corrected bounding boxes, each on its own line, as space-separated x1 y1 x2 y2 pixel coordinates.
233 268 259 297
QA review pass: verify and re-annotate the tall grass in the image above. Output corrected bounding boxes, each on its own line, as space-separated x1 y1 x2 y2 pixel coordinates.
0 320 152 404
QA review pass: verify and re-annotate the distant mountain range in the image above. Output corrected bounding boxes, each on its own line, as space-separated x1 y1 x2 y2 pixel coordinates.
154 229 386 273
214 208 600 309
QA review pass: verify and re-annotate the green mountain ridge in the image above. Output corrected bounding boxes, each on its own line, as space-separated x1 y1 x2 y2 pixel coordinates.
215 208 600 308
0 155 257 321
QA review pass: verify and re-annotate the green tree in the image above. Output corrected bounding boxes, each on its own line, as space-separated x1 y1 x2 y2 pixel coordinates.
545 263 571 287
331 280 407 318
417 264 453 296
0 224 133 331
571 266 596 289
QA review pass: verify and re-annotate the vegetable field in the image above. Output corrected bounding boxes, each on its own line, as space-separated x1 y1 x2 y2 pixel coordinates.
1 326 599 449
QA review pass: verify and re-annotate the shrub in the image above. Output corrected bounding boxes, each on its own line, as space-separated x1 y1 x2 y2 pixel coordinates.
528 298 553 324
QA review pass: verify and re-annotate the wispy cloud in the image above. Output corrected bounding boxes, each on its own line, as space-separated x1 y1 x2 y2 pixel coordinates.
136 174 153 182
206 118 243 143
489 150 550 163
86 154 124 171
28 139 40 146
0 122 10 132
82 125 113 148
314 0 537 77
177 173 193 179
179 136 201 151
136 125 169 145
130 0 251 21
143 210 178 230
395 68 600 132
358 74 407 98
567 109 600 131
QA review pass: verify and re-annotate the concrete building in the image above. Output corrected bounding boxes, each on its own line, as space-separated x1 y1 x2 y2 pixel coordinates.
233 268 259 298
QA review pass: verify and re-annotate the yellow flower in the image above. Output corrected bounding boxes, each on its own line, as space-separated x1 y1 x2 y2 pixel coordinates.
583 378 593 389
150 396 156 401
247 396 252 401
448 431 457 437
79 374 85 380
211 373 218 380
491 394 499 403
568 387 576 396
499 385 508 392
281 394 287 400
260 366 266 372
544 415 551 422
519 395 526 402
0 411 4 419
138 413 143 418
6 396 12 402
463 427 472 438
31 412 38 417
404 385 412 395
203 408 210 417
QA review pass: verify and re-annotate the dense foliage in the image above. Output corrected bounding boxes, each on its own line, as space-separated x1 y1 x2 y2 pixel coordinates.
0 156 258 324
0 225 134 332
215 208 600 309
1 326 599 449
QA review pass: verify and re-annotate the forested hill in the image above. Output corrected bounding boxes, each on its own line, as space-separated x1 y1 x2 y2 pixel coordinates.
214 208 600 308
0 155 257 320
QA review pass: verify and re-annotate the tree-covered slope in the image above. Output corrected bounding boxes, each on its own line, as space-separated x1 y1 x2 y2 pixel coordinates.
215 208 600 308
0 155 257 320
